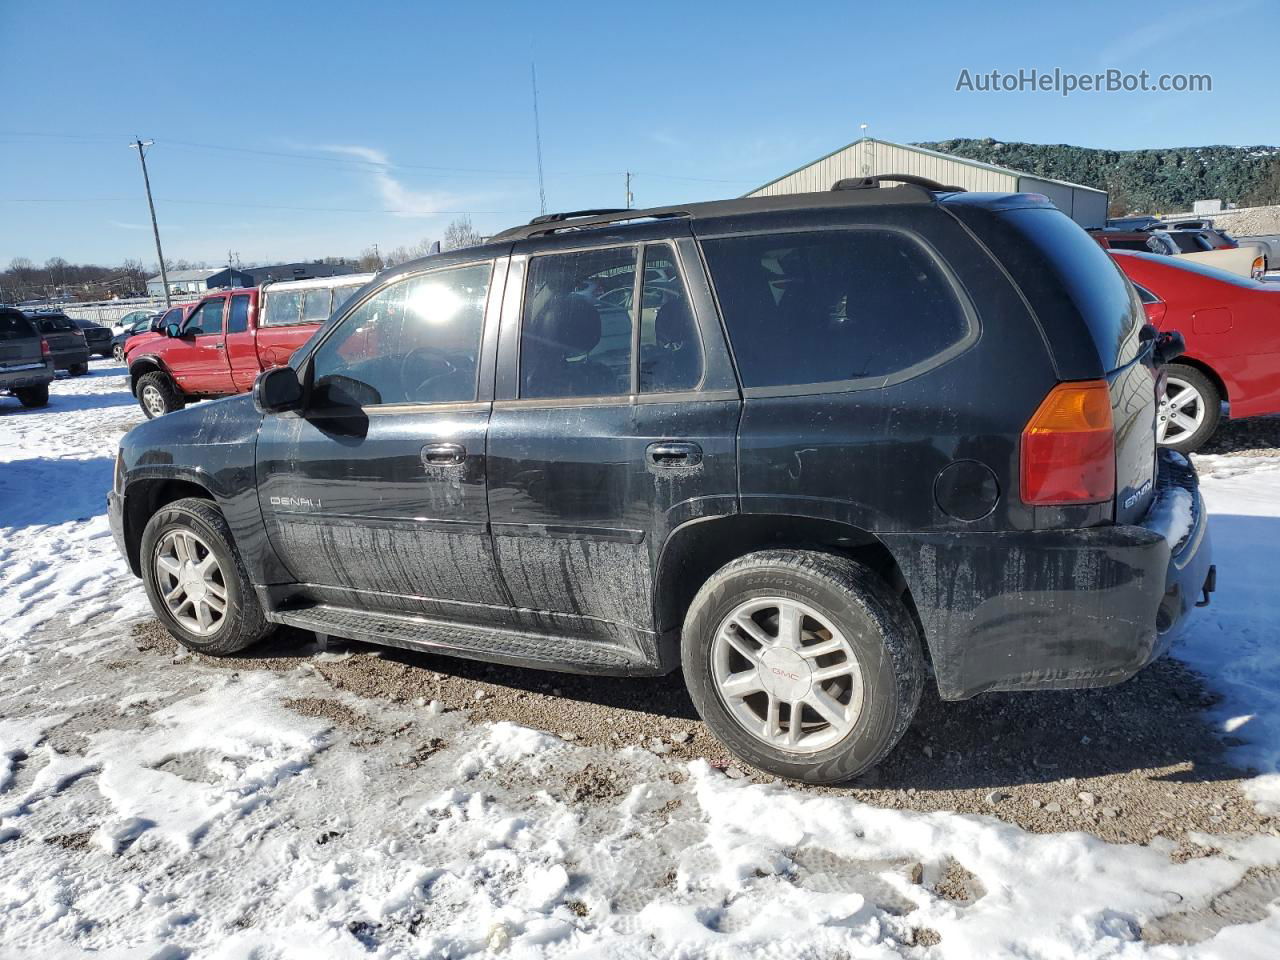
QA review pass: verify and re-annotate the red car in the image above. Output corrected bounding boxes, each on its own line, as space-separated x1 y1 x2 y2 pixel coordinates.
124 275 370 418
1111 250 1280 452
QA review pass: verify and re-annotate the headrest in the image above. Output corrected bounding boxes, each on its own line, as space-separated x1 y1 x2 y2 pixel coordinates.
655 300 695 348
537 296 601 357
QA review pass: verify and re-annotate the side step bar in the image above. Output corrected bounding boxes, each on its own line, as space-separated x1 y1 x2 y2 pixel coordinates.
269 603 650 676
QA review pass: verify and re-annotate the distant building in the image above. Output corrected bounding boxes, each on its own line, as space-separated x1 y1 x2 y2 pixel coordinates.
146 267 254 297
748 137 1109 228
243 261 358 286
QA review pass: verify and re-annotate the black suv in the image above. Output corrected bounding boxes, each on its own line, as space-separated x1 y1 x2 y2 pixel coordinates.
1 307 54 407
70 316 114 358
25 312 90 375
109 180 1214 782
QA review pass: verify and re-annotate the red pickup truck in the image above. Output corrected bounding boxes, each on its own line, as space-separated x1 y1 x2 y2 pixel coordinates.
125 274 372 418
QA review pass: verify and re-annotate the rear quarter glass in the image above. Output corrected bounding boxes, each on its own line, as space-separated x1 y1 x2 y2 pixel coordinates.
951 206 1143 377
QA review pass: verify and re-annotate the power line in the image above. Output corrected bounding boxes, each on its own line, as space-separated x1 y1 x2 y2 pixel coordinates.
0 131 758 185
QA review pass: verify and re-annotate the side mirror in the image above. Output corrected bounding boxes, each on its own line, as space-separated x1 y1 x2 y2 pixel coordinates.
254 365 303 415
166 322 181 337
1154 330 1186 367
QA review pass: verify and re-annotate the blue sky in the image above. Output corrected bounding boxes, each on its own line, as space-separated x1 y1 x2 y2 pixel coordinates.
0 0 1270 268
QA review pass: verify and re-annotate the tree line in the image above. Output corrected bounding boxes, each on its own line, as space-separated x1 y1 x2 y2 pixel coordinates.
2 215 487 304
916 139 1280 216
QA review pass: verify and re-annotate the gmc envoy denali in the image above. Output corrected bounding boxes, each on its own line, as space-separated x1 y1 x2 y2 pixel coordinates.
109 177 1215 782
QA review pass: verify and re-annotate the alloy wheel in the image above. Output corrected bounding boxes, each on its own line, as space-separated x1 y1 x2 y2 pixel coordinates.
1157 375 1206 445
153 529 228 636
142 384 167 417
711 596 865 754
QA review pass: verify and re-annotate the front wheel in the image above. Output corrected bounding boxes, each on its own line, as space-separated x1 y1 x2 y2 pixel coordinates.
681 550 924 784
113 344 125 362
140 497 271 655
1158 364 1221 454
136 371 185 419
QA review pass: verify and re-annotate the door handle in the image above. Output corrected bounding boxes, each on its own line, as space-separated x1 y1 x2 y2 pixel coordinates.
421 442 466 466
213 342 226 350
646 441 702 468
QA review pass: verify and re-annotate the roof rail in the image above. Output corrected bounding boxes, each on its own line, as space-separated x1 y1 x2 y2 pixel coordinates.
832 173 965 193
529 208 632 225
492 208 691 242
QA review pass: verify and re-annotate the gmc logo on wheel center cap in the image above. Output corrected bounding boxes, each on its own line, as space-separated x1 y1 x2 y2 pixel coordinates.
771 666 802 682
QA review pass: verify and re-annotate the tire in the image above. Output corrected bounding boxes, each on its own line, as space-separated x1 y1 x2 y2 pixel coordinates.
68 362 89 376
136 371 185 419
113 344 125 362
681 550 924 784
15 384 49 408
1159 364 1221 454
139 497 271 656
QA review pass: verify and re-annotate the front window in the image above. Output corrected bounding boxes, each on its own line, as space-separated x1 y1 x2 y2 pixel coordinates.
309 262 492 407
184 299 225 337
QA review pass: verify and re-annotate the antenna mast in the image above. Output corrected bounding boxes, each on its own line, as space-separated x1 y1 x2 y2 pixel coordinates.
531 63 547 216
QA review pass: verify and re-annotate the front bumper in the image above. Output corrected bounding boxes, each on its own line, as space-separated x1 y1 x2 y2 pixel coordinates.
889 450 1214 700
107 489 131 572
0 359 55 391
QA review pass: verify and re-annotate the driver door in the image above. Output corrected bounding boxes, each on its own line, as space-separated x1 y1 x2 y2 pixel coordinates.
255 258 512 624
172 295 235 395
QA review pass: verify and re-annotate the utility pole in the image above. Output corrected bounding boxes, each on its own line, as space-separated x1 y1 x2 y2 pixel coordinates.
130 139 171 308
625 171 634 209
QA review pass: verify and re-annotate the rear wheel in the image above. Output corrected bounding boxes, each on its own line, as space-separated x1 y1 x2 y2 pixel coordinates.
681 550 924 784
1159 364 1221 454
68 362 89 377
15 384 49 408
140 497 270 655
136 371 185 419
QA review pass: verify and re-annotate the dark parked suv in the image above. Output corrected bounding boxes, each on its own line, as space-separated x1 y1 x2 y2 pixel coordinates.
1 307 55 407
70 316 114 358
109 180 1214 782
26 311 90 374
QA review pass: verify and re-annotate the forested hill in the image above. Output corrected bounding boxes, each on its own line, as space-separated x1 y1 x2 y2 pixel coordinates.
914 138 1280 214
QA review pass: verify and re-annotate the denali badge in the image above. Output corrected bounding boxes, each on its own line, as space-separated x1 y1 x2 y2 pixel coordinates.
269 495 322 510
1123 478 1153 510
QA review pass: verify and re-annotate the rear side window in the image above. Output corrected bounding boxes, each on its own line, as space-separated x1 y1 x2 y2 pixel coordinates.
0 311 35 340
521 247 636 399
301 288 332 324
263 290 303 326
332 284 361 313
702 230 971 389
228 294 251 333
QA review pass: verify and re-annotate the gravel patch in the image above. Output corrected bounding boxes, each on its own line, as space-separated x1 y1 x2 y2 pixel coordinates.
129 619 1277 847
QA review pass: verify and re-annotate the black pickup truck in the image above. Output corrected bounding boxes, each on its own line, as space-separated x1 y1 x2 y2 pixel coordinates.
0 307 54 407
109 179 1215 782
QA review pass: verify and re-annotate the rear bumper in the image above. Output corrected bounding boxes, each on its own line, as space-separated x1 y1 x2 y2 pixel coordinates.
51 346 90 369
889 450 1213 700
0 359 55 391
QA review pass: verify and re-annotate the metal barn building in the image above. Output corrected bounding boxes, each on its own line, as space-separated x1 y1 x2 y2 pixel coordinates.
748 137 1108 228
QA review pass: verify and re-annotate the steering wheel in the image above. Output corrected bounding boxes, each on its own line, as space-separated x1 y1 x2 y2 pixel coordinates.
399 346 460 401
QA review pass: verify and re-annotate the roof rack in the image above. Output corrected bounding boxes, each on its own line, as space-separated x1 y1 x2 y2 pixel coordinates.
832 174 965 193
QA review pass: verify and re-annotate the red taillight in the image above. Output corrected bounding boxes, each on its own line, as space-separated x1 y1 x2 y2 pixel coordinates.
40 338 51 357
1020 380 1116 505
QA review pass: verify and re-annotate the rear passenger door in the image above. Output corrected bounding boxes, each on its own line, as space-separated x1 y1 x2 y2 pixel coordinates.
173 295 234 395
486 233 740 651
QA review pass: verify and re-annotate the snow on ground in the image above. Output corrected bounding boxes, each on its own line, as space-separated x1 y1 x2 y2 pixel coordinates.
2 363 1280 958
